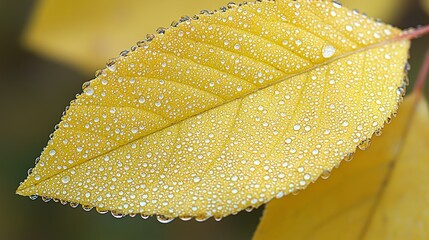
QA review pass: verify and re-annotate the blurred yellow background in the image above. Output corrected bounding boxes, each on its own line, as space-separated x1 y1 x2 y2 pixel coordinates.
0 0 427 239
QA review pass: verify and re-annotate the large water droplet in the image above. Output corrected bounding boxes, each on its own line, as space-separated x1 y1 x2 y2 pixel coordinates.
322 45 336 58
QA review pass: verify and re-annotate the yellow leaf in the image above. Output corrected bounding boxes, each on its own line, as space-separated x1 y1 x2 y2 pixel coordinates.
17 0 412 221
253 93 429 239
23 0 231 72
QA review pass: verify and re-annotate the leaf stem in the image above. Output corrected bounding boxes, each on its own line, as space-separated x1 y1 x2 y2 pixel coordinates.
400 25 429 40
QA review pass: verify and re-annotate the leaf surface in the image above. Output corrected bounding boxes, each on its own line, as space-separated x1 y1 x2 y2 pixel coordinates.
253 93 429 239
17 0 410 220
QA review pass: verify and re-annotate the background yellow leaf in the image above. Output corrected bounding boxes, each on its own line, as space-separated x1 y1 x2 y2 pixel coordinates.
253 93 429 239
17 0 411 221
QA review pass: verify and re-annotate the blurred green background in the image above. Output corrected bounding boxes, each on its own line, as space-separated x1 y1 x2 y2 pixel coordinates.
0 0 427 240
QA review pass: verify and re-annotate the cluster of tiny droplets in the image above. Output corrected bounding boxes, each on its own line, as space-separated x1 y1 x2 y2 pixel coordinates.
18 0 410 223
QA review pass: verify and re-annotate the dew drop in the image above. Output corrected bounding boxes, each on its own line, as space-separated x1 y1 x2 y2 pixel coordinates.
41 196 51 202
245 207 254 212
29 195 38 200
322 45 336 58
70 202 79 208
157 215 174 223
358 139 371 150
386 117 392 124
375 129 383 137
82 205 93 212
321 170 331 180
332 1 342 8
61 175 70 184
106 61 116 72
85 87 94 96
131 127 138 134
343 153 354 162
193 177 201 183
49 149 56 156
195 216 209 222
34 175 41 181
111 210 125 219
138 96 146 104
